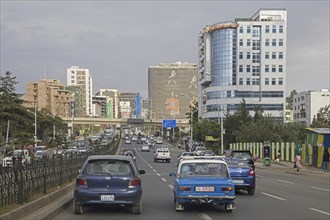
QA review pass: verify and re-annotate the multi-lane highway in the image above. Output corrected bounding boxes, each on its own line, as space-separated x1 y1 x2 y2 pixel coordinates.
51 141 330 220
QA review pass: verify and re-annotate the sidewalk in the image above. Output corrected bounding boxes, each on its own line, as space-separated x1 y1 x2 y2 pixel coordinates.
255 159 330 178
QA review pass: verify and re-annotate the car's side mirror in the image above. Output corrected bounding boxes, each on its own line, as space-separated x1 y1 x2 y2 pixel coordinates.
139 170 145 175
169 172 176 177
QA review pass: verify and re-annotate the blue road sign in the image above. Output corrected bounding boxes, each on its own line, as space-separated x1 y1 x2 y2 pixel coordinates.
163 119 176 128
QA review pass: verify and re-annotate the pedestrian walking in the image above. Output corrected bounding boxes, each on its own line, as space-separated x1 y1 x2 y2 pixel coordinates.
322 148 329 172
276 150 281 162
294 152 302 172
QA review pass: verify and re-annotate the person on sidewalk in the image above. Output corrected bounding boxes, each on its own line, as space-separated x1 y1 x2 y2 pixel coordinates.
294 152 302 172
276 150 281 162
322 148 329 172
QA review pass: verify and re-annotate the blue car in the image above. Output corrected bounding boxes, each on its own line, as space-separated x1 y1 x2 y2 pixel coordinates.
224 158 256 195
169 158 236 212
73 155 145 214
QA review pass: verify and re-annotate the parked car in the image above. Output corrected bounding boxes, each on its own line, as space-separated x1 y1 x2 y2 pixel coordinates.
73 155 145 214
141 144 150 152
223 149 255 170
223 158 255 195
169 158 236 212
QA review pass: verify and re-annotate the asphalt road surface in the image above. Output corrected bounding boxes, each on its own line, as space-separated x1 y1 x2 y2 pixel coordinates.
51 141 330 220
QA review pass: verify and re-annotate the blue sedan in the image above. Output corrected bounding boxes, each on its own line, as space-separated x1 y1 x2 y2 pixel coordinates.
224 158 256 195
73 155 145 214
169 159 236 212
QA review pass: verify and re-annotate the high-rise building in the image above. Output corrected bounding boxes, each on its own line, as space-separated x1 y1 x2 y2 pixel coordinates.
97 89 119 119
66 66 93 117
24 79 72 117
148 62 198 120
118 92 140 119
198 9 287 121
293 89 330 126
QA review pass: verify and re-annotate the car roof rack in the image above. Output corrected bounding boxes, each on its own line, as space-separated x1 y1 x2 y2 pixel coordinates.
180 155 225 161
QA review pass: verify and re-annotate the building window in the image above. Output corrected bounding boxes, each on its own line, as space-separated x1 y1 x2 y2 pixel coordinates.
252 52 260 63
252 26 260 37
279 52 283 59
247 52 251 59
272 65 276 72
272 25 276 33
239 39 243 46
265 39 269 46
278 78 283 85
265 78 269 85
239 26 243 33
265 25 269 33
252 78 260 85
265 52 269 59
272 39 276 46
239 65 243 72
272 52 276 59
279 39 283 46
279 25 284 33
71 80 75 83
272 78 276 85
252 40 260 50
247 39 251 46
247 26 251 33
279 65 283 72
246 65 251 72
247 78 251 85
239 78 243 85
265 65 269 72
252 66 260 76
239 52 243 59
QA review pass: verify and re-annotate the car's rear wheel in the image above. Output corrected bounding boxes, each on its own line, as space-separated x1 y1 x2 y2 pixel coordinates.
131 202 142 214
247 188 255 195
73 200 83 214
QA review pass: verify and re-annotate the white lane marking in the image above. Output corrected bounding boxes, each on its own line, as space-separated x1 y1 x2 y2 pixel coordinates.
311 186 330 192
199 213 213 220
310 208 330 216
161 177 167 182
261 192 286 201
278 179 294 184
168 184 174 190
152 169 157 173
156 173 161 176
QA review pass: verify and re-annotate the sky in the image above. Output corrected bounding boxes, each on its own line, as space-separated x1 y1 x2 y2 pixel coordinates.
1 0 329 98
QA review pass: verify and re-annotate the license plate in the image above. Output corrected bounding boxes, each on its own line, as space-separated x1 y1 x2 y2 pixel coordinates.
100 195 115 201
233 180 244 184
195 186 215 192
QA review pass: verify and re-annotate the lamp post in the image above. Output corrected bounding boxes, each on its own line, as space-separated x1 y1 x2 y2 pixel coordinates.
27 104 37 147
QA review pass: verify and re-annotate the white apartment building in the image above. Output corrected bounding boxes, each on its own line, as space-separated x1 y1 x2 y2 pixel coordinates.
66 66 93 116
198 9 287 121
293 89 330 126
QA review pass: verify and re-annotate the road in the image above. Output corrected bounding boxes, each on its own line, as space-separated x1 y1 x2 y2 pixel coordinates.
51 141 330 220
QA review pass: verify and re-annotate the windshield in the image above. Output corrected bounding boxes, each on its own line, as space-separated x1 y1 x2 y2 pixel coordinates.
180 162 229 178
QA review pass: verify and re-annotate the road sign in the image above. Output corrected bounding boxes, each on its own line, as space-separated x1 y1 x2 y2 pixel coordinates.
163 119 176 128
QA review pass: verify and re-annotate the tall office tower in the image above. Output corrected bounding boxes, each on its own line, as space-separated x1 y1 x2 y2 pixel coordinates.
97 89 119 119
66 66 93 117
24 79 72 117
293 89 330 126
148 62 198 120
198 9 287 122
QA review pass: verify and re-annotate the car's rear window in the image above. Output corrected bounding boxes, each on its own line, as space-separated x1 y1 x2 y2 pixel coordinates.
225 160 249 167
84 160 133 176
232 152 252 160
180 162 229 178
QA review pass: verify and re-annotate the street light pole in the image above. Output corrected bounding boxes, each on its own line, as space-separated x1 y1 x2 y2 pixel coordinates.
27 104 37 147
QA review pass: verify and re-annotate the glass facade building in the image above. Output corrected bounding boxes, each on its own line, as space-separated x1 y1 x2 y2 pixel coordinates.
198 9 287 121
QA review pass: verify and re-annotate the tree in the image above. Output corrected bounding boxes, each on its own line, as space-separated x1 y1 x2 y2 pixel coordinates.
311 104 330 128
286 90 297 110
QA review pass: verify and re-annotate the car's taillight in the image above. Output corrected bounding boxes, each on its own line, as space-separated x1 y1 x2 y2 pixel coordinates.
76 178 87 186
249 169 255 176
179 186 191 191
128 178 140 188
221 187 233 192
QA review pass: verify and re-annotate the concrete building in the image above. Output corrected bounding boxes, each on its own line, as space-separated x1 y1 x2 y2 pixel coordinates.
65 85 84 117
24 79 72 117
148 62 198 120
198 9 287 122
118 92 140 119
293 89 330 126
96 89 119 119
66 66 93 117
92 95 112 118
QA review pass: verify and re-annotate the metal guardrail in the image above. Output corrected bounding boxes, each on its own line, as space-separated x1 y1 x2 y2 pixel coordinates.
0 155 88 210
